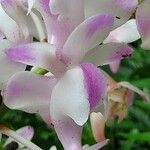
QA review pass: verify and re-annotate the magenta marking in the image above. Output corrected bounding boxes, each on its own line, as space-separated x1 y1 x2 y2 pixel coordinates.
110 46 133 61
80 63 106 109
86 14 113 38
5 46 35 63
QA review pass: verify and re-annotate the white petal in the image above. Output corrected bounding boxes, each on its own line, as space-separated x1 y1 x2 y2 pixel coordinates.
27 0 35 15
49 0 84 26
0 4 24 43
62 14 114 66
50 67 90 126
104 19 140 43
1 0 31 41
85 0 138 27
53 118 83 150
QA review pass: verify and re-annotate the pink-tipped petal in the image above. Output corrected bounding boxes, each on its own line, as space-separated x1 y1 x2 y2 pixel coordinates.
1 0 31 42
104 19 140 44
83 43 133 66
4 126 34 148
136 0 150 50
5 42 66 77
35 0 83 48
109 60 121 74
85 0 138 27
0 40 25 89
3 71 57 116
35 0 68 47
90 112 106 143
62 14 114 65
50 67 90 126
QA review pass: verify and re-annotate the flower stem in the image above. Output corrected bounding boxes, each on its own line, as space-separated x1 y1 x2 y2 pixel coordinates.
0 125 42 150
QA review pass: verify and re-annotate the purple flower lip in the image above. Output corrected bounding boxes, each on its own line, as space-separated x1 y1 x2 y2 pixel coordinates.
80 63 106 109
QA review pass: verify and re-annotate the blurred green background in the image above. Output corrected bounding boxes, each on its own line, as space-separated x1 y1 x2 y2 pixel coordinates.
0 40 150 150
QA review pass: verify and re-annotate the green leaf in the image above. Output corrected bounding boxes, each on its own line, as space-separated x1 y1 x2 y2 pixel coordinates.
131 78 150 88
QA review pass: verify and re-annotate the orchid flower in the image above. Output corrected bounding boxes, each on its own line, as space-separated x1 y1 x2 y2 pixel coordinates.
90 73 149 143
104 19 141 73
101 0 150 72
104 75 148 121
22 0 138 30
105 72 149 121
0 125 41 150
1 12 134 150
0 0 30 43
17 0 138 48
0 0 47 90
85 0 138 28
0 2 28 89
102 0 150 50
104 19 140 44
0 0 46 42
0 0 134 149
84 0 139 74
136 0 150 50
34 0 85 49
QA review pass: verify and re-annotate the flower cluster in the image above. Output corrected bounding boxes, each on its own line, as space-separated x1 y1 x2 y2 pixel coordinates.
0 0 149 150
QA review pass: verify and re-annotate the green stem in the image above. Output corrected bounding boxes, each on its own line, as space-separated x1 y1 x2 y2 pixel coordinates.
31 67 48 75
